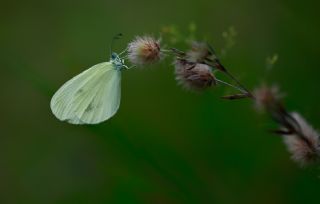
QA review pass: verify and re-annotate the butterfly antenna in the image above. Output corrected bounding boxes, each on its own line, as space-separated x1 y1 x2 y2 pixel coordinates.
110 33 123 57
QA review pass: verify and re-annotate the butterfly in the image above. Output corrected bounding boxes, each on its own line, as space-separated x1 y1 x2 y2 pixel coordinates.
50 35 128 124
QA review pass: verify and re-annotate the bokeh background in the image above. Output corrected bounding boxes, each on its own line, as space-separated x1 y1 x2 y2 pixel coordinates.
1 0 320 203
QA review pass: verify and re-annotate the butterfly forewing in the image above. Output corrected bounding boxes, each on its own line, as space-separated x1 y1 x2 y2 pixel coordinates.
50 62 121 124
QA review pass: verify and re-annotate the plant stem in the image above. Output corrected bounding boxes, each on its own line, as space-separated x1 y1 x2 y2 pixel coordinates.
223 69 254 99
215 79 247 94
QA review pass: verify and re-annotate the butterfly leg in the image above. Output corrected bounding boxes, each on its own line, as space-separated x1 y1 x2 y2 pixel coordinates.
123 65 135 70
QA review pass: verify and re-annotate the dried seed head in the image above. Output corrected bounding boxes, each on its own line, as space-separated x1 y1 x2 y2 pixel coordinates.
127 36 162 66
283 112 320 165
186 41 216 63
174 59 216 90
253 84 283 111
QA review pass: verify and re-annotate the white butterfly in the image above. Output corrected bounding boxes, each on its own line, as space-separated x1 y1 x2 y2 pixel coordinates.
50 52 128 124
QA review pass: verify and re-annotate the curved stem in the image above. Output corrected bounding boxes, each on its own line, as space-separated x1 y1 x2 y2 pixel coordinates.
223 69 254 99
215 79 247 94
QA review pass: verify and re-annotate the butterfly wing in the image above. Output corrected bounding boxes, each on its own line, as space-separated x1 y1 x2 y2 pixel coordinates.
50 62 121 124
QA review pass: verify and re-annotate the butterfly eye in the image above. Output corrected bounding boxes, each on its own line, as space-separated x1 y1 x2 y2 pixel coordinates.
111 53 117 60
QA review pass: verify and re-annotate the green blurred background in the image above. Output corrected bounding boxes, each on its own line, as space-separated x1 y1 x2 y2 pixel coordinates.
1 0 320 203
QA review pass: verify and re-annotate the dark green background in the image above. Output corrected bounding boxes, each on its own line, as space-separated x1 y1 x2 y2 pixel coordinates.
1 0 320 203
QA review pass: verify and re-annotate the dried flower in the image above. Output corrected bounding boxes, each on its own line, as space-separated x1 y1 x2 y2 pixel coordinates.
283 112 320 165
127 36 162 66
174 59 216 90
253 84 283 111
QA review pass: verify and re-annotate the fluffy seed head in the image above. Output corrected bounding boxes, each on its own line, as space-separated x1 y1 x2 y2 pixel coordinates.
186 41 216 63
174 59 216 90
127 36 162 66
283 112 320 165
253 84 282 111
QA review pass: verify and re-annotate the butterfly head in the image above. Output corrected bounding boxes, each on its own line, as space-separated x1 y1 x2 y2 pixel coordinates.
111 52 126 71
110 34 128 70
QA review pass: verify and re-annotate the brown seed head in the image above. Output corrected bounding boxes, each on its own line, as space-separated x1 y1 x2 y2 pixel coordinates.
127 36 162 66
174 59 216 90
